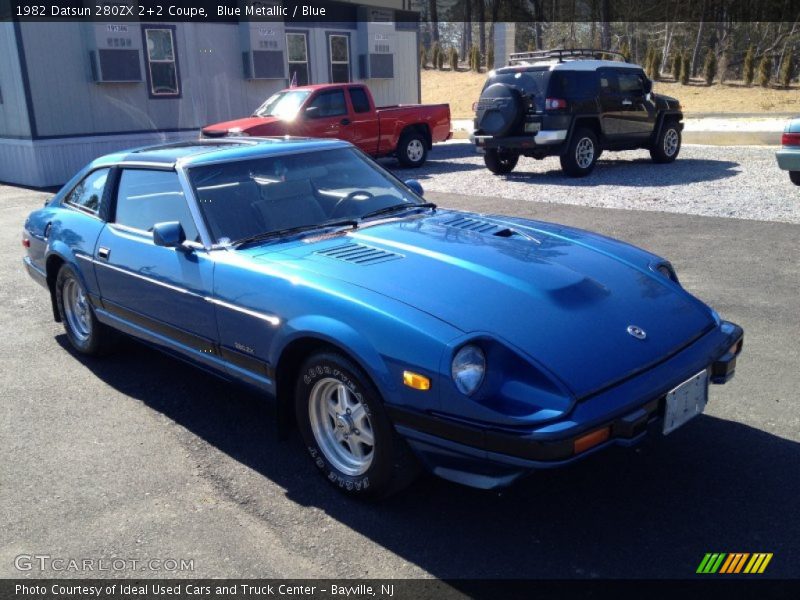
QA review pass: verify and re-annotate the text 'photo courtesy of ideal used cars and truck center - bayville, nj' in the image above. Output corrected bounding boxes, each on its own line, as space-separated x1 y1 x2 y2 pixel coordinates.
3 0 800 598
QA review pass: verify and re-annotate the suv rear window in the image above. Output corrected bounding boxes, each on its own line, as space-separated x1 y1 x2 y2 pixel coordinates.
483 69 550 110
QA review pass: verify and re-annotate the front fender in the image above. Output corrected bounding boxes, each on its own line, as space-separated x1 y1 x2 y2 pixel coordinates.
272 314 398 403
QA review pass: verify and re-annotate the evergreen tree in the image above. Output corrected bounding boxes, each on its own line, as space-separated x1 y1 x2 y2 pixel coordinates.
419 43 427 69
672 49 682 81
449 46 459 72
680 50 691 84
486 47 494 71
703 48 717 85
757 54 772 87
779 51 794 88
620 41 631 62
743 45 755 85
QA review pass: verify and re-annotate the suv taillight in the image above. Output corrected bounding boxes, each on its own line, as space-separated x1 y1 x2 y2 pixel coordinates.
545 98 567 110
782 132 800 146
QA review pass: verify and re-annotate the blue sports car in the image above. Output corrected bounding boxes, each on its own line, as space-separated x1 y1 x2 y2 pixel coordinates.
22 138 743 497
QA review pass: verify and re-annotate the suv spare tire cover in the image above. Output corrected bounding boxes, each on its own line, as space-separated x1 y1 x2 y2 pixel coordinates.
476 83 524 137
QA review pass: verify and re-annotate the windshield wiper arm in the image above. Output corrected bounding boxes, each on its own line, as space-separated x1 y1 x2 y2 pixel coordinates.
233 219 358 248
360 202 437 221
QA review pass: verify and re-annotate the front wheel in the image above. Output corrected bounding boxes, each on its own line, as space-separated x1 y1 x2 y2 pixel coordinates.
484 149 519 174
55 264 115 355
650 121 682 163
295 352 419 498
396 131 428 167
790 171 800 186
560 128 598 177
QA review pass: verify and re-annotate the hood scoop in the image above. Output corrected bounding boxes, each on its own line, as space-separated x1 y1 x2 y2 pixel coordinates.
315 243 403 266
442 215 533 241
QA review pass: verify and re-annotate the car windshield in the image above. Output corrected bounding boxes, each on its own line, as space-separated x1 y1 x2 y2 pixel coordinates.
187 147 426 245
253 90 311 119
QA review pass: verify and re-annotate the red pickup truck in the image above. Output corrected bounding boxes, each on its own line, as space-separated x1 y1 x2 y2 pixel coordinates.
202 83 451 167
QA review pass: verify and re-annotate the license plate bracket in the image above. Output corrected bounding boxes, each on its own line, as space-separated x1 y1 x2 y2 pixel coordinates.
663 370 709 435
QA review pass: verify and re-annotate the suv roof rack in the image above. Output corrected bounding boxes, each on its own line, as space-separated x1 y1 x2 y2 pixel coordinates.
508 48 627 65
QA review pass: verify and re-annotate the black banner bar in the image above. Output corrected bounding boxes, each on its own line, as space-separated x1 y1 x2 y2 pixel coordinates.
2 0 800 23
3 579 800 600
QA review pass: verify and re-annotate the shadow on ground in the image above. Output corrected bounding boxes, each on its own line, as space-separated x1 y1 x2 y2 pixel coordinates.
57 335 798 580
385 143 741 188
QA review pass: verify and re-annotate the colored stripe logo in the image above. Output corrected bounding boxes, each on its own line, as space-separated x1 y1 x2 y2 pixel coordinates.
697 552 773 574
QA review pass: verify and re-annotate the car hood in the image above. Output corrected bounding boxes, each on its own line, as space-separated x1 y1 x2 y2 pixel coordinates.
252 211 715 399
202 116 282 136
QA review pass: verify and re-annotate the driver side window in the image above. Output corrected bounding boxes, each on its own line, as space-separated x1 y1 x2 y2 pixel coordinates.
114 169 199 242
306 89 347 118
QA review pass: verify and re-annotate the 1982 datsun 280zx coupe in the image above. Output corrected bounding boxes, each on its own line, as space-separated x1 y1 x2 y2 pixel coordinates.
23 138 743 497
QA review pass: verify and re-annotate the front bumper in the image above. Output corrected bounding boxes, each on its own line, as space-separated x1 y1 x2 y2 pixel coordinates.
390 320 744 489
776 147 800 171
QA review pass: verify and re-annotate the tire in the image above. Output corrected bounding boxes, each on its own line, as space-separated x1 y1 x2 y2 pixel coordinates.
650 120 682 163
560 128 599 177
295 352 420 498
55 264 115 356
396 131 428 168
790 171 800 186
484 149 519 174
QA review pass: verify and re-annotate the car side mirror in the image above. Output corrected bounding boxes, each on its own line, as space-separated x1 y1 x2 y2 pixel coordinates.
404 179 424 197
152 221 186 248
643 79 653 94
304 105 320 119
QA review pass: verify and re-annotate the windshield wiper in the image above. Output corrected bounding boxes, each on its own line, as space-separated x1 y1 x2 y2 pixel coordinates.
360 202 437 221
233 219 358 248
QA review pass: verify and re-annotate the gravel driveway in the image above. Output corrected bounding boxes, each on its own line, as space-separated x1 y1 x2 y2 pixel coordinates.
394 142 800 224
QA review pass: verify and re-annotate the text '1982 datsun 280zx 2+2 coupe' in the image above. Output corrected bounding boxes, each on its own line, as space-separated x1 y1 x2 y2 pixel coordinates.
22 138 743 497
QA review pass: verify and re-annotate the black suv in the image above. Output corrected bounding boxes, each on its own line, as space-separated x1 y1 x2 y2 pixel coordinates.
472 49 684 177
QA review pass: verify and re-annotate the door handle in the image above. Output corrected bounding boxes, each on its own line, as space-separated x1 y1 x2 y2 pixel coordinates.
340 118 351 126
97 247 110 260
621 99 633 106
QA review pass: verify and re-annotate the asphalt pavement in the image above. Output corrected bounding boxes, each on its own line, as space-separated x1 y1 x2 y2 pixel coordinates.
1 171 798 581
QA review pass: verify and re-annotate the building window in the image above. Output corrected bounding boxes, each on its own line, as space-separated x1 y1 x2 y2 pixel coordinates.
328 34 350 83
143 26 180 97
286 32 309 86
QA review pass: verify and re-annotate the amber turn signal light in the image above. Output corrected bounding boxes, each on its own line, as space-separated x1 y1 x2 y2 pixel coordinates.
403 371 431 391
573 426 611 455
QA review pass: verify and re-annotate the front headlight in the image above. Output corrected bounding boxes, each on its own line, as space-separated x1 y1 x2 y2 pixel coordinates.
451 345 486 395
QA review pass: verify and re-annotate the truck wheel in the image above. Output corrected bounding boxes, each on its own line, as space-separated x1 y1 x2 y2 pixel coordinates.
560 128 598 177
790 171 800 186
295 351 420 498
55 264 116 356
650 121 682 163
397 131 428 168
484 149 519 174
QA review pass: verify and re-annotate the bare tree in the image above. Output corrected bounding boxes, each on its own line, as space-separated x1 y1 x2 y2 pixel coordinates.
428 0 439 44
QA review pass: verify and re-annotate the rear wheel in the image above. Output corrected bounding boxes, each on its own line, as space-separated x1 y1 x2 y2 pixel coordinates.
484 149 519 174
55 264 115 355
560 128 598 177
295 352 419 498
396 131 428 168
650 121 682 163
790 171 800 186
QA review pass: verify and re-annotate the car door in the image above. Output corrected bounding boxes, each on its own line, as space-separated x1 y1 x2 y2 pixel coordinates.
298 88 355 143
616 69 658 138
596 68 624 139
93 167 218 353
345 86 380 154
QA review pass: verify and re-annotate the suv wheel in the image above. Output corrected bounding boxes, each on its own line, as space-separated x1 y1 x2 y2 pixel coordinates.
560 128 598 177
484 149 519 174
650 121 682 163
397 131 428 168
789 171 800 186
295 352 420 498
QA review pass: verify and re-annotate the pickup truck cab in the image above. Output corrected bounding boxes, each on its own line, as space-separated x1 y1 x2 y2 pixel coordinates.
202 83 451 167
